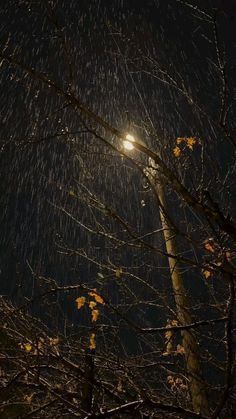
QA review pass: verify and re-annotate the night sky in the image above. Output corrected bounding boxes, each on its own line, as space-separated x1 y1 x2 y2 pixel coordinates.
0 1 236 415
0 1 235 308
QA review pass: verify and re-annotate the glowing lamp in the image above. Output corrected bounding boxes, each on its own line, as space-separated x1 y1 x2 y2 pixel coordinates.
123 133 135 150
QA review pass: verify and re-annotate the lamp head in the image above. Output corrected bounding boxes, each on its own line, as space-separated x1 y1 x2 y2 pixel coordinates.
123 133 135 150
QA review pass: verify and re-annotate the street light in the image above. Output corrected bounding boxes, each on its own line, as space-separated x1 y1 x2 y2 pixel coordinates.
123 133 135 150
123 134 209 417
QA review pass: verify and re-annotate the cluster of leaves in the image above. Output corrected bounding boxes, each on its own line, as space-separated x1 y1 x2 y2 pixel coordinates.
19 336 59 355
173 137 197 157
202 238 233 280
167 375 188 392
163 320 185 357
76 289 105 322
76 290 105 350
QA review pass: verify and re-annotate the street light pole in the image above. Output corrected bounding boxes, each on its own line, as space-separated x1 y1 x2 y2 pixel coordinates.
149 159 209 416
124 136 209 416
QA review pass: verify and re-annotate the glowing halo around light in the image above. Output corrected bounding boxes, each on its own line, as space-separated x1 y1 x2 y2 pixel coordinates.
123 133 135 150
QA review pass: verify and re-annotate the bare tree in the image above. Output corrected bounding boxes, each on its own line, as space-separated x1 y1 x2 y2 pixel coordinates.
0 1 236 418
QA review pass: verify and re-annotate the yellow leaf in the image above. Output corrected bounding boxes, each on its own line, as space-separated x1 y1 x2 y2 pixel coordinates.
204 239 215 253
24 393 34 403
176 137 183 144
89 333 96 350
164 330 173 340
176 344 185 355
117 381 123 392
94 294 104 304
186 137 196 150
89 301 97 310
115 267 123 278
91 309 99 322
166 341 173 353
88 292 104 305
176 377 184 386
173 146 181 157
24 343 32 352
76 296 86 309
203 269 212 279
163 320 177 356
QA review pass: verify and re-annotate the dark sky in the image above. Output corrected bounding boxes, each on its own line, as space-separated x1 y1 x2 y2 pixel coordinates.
0 0 235 330
1 6 236 418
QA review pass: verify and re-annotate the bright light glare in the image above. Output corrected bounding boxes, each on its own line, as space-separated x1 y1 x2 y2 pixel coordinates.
126 134 135 142
123 133 135 150
123 140 134 150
